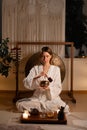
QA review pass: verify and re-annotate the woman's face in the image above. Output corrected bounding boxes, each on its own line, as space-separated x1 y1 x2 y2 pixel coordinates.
41 52 52 64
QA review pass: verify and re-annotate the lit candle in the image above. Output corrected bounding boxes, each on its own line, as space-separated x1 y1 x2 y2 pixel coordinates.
57 109 60 113
23 110 29 119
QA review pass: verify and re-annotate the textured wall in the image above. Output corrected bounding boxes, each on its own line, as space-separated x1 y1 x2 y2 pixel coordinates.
1 0 66 91
2 0 65 44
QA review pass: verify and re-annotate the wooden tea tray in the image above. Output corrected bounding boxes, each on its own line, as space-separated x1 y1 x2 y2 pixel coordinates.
20 112 67 124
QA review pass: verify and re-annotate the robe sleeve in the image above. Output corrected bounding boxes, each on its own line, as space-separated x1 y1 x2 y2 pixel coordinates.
23 66 40 90
49 66 62 99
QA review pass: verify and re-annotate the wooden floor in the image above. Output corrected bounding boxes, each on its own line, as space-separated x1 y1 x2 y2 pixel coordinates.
0 91 87 112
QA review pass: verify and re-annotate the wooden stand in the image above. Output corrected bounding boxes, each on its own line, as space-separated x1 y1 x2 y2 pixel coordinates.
13 42 76 103
11 47 21 102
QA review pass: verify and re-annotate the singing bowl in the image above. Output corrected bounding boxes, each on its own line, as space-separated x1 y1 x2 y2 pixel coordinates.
40 80 49 88
25 52 66 82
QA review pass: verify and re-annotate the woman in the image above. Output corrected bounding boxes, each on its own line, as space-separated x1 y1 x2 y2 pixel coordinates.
16 46 69 113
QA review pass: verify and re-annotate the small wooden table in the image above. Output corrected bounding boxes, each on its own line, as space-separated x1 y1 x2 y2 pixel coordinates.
20 112 67 124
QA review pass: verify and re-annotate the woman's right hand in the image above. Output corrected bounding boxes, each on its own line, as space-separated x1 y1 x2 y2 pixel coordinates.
33 71 46 80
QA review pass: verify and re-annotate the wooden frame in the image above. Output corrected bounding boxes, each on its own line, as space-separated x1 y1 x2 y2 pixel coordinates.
13 42 76 103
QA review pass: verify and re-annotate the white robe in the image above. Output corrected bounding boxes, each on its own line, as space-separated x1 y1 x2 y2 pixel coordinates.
16 65 69 113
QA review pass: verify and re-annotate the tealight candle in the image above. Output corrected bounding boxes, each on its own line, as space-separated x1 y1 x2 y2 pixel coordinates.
23 110 29 119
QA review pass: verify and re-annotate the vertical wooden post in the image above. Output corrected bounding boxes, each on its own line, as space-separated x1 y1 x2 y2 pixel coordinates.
12 45 21 103
15 46 19 99
71 42 74 92
68 42 76 103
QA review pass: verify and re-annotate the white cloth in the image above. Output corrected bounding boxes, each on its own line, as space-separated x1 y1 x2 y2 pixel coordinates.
16 65 69 113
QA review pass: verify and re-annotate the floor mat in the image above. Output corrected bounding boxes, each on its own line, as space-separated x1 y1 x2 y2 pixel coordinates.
0 111 87 130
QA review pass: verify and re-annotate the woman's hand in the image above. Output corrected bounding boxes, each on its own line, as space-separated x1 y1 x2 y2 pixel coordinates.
40 85 50 90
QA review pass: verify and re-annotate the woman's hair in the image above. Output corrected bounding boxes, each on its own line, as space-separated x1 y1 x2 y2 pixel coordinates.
41 46 53 56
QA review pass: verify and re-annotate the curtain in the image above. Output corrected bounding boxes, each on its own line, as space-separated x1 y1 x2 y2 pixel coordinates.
2 0 65 57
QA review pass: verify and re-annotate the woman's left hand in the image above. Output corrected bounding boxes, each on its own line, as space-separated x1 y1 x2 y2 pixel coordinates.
42 86 50 90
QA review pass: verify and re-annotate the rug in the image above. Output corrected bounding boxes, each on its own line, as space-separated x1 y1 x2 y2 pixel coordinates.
73 119 87 129
0 124 41 130
0 111 87 130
